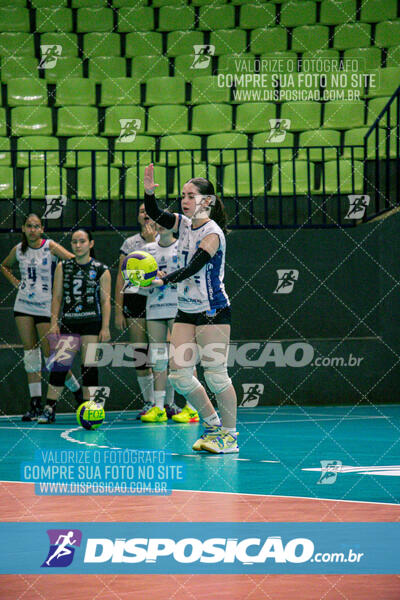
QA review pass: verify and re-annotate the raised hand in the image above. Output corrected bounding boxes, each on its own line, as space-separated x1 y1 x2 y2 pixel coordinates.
144 164 159 195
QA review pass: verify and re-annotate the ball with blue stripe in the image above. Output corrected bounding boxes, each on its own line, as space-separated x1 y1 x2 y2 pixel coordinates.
76 401 105 430
121 251 158 288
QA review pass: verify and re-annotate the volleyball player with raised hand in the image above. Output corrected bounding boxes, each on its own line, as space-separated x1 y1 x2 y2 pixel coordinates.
143 164 238 454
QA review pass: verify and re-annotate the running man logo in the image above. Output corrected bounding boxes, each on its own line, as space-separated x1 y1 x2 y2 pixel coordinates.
39 45 62 69
118 119 142 143
191 45 215 69
88 386 110 407
267 119 291 143
43 195 67 220
317 460 342 485
41 529 82 568
274 270 299 294
45 334 81 372
240 383 264 407
345 195 370 220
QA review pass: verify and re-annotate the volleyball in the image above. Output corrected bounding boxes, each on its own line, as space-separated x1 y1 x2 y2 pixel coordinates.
76 401 105 430
121 250 158 287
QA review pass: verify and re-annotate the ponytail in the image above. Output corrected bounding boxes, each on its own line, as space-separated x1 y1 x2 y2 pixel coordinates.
21 213 43 254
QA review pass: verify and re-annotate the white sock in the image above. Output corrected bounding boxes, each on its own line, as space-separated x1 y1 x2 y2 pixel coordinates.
165 377 175 406
186 401 196 411
154 391 166 409
137 373 154 405
203 412 221 427
29 382 41 398
65 374 80 392
222 427 236 435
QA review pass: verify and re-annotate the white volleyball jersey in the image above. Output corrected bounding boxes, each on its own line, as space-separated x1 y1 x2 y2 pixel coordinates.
145 240 179 320
120 232 159 297
176 215 230 314
14 239 57 317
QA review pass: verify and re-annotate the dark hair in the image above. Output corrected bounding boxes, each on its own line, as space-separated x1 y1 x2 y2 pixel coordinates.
71 228 96 258
21 213 43 254
187 178 228 234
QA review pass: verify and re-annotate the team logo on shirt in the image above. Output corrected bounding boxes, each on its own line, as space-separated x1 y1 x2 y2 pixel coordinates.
89 270 97 279
118 119 142 143
240 383 264 407
191 45 215 69
345 195 370 220
274 270 299 294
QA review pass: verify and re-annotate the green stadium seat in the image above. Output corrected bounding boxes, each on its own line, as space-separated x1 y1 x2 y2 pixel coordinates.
89 57 127 80
252 130 295 163
174 54 212 79
218 53 256 78
191 103 232 134
334 23 371 50
55 78 96 105
343 47 381 70
83 33 120 58
190 76 230 104
102 105 145 137
0 138 11 165
125 32 162 57
41 33 78 56
118 8 154 32
7 79 48 106
292 25 329 52
145 76 185 106
113 0 148 5
153 0 187 5
0 108 6 136
360 0 397 23
131 55 169 82
159 134 202 166
77 8 114 32
44 57 83 82
166 31 204 57
0 8 29 32
251 27 287 54
386 45 400 68
323 100 364 129
0 33 34 57
32 0 68 6
209 30 247 55
367 68 400 98
206 132 248 164
268 161 315 196
280 101 320 132
57 106 98 136
23 166 66 198
367 96 391 125
0 166 13 198
0 0 25 4
320 0 356 25
301 49 340 70
297 129 341 161
125 165 168 198
240 4 276 28
36 9 73 32
258 51 297 74
72 0 107 6
199 6 235 30
223 162 267 197
66 136 109 167
192 0 227 4
159 7 195 31
100 78 141 107
12 106 52 136
173 164 217 195
363 128 399 159
17 136 60 167
323 71 366 100
342 127 380 160
281 1 316 26
147 105 188 135
113 135 156 167
236 103 276 133
317 159 363 194
375 21 400 48
76 166 120 200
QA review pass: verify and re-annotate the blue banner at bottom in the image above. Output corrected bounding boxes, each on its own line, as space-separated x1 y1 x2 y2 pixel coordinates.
0 523 399 574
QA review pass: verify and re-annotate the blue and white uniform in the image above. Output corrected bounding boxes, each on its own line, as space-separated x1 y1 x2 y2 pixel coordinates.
145 240 179 320
14 239 57 317
176 215 230 314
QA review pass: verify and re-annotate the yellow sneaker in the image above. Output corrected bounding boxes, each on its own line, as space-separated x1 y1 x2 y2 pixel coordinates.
202 431 239 454
192 425 222 451
141 406 167 423
172 404 200 423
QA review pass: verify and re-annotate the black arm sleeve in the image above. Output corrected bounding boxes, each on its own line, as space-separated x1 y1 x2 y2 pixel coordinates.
144 192 176 230
162 248 212 285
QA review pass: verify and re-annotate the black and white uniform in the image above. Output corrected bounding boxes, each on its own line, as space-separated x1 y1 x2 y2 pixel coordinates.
120 233 159 319
13 239 57 323
61 258 108 336
145 240 179 321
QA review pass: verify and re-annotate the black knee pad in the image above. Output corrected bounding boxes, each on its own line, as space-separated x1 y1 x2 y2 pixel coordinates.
49 369 68 388
81 365 99 387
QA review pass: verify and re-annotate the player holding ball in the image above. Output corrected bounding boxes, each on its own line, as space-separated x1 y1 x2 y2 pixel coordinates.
143 164 238 454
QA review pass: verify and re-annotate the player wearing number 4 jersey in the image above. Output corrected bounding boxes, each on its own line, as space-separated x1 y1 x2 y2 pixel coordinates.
144 164 238 454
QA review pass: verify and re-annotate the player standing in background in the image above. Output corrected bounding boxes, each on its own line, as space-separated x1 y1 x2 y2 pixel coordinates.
142 222 199 423
114 203 158 418
0 213 83 421
38 229 111 424
144 164 238 454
